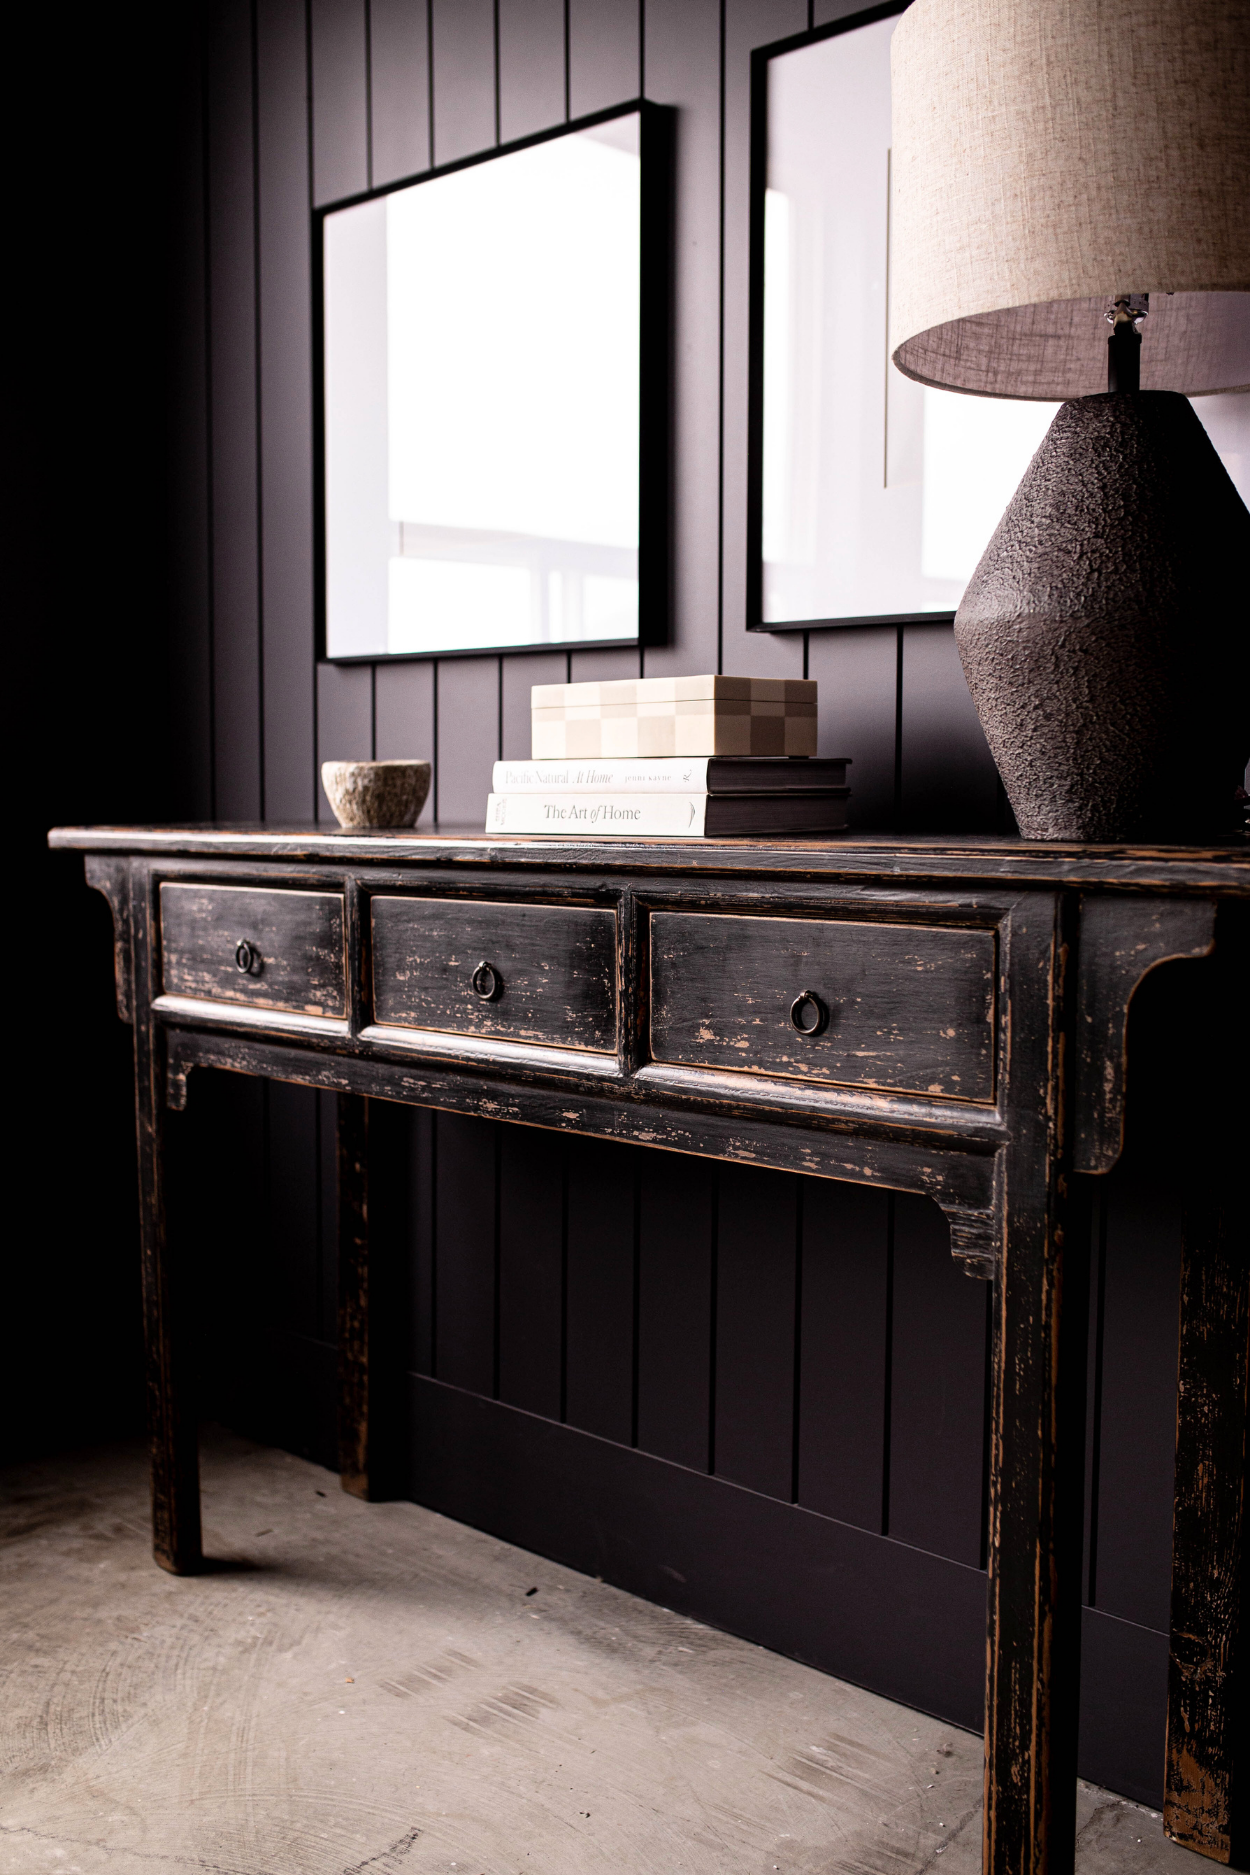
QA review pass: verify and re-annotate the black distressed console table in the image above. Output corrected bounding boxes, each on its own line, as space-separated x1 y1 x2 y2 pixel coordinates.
49 825 1249 1875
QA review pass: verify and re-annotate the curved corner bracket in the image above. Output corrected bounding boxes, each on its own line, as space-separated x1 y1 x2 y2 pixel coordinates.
944 1203 999 1281
1074 895 1218 1178
83 854 133 1024
167 1063 190 1112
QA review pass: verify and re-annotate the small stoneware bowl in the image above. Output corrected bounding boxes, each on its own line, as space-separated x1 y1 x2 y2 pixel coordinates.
321 759 431 828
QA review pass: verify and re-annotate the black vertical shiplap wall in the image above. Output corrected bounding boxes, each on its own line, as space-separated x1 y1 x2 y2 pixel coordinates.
29 0 1185 1811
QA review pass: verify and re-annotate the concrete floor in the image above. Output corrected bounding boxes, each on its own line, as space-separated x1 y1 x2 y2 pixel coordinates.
0 1430 1197 1875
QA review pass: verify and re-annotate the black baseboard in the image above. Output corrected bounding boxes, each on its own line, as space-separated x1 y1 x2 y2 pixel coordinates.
1078 1608 1168 1808
403 1373 1167 1806
407 1372 988 1727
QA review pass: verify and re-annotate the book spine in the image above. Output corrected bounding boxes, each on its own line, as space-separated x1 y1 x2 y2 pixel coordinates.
486 793 709 836
493 759 712 795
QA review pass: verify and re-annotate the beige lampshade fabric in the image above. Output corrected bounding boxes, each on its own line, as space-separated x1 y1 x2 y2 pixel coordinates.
888 0 1250 398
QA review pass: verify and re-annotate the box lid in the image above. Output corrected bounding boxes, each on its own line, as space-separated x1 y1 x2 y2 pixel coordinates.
532 674 817 710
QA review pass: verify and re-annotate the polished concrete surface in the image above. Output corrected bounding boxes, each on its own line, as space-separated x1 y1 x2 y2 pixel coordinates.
0 1430 1195 1875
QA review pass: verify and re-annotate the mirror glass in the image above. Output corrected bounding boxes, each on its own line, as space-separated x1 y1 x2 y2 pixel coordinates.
324 112 642 658
759 16 1059 628
758 17 1250 630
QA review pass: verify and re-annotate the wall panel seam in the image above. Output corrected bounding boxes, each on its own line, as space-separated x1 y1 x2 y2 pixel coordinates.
201 19 219 820
251 0 266 821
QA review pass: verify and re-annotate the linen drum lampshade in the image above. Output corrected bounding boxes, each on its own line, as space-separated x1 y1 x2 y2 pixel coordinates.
888 0 1250 842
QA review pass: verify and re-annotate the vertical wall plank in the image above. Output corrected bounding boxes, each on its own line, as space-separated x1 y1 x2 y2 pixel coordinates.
636 1153 714 1470
168 16 214 818
713 1164 798 1499
498 0 566 141
497 1125 565 1418
813 0 871 23
720 0 807 679
405 1106 437 1375
311 0 369 204
899 624 1001 833
268 1082 324 1342
431 0 497 163
569 0 640 115
807 627 898 831
316 661 374 818
435 657 499 822
371 0 432 186
178 1072 269 1435
886 1193 989 1566
433 1113 498 1394
797 1181 891 1529
565 1137 637 1444
318 1090 338 1341
258 0 317 822
207 0 262 819
568 645 643 684
501 653 565 758
643 0 723 679
1088 1171 1181 1632
375 660 437 820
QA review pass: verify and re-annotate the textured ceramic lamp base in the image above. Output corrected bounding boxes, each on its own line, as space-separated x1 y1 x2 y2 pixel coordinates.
955 392 1249 843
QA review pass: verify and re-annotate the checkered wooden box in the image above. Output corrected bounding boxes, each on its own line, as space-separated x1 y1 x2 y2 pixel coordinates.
531 675 818 759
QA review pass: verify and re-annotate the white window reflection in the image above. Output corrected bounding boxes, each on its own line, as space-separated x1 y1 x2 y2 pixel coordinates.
761 20 1249 625
324 114 641 658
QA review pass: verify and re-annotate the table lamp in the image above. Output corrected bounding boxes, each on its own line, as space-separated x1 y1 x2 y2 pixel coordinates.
889 0 1249 843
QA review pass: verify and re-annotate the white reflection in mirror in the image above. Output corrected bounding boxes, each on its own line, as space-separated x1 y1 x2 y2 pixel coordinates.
761 20 1249 624
324 114 641 658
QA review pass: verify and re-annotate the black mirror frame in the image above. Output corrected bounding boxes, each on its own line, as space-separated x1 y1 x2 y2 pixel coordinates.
743 0 955 639
314 99 674 665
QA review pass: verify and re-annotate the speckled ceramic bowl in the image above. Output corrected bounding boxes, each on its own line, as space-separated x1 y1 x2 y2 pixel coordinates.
321 759 431 829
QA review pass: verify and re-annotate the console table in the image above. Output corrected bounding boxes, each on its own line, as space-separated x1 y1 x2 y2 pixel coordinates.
49 824 1248 1875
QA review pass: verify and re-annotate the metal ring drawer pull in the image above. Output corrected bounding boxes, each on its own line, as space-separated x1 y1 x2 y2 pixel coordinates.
234 939 262 976
789 990 828 1037
470 960 503 1002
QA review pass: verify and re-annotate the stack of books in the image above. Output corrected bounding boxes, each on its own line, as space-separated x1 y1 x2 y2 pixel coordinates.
485 675 851 837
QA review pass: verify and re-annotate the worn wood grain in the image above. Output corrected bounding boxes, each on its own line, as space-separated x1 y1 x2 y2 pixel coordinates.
1162 923 1250 1865
337 1091 370 1496
162 1019 1002 1250
1164 1192 1249 1865
1073 895 1218 1176
982 891 1088 1875
51 825 1250 898
649 909 997 1101
85 853 134 1022
131 867 202 1574
159 882 347 1017
371 895 618 1053
52 829 1250 1875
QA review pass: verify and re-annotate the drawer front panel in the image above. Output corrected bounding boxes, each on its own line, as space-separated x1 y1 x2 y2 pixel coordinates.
372 897 618 1052
159 883 347 1017
650 912 996 1100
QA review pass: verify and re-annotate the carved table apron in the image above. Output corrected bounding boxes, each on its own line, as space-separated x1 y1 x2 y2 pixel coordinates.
49 825 1250 1875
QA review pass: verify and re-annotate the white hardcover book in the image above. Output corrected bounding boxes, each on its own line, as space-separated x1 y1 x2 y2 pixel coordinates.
486 792 708 835
493 758 715 794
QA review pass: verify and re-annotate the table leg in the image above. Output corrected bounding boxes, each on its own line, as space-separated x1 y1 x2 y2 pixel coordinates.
337 1092 371 1499
983 1179 1090 1875
337 1092 409 1501
1164 1190 1249 1864
133 997 202 1574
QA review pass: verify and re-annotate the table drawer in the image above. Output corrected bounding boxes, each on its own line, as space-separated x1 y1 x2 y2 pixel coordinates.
159 883 347 1018
371 897 617 1053
649 911 996 1101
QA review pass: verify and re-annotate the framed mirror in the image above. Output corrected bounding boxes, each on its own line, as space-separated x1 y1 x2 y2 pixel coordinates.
747 6 1060 633
747 5 1250 635
321 105 669 660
